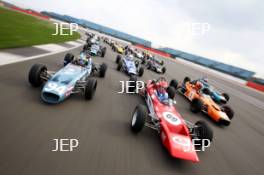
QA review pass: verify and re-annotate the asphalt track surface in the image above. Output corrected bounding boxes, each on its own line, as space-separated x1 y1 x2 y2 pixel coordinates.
0 42 264 175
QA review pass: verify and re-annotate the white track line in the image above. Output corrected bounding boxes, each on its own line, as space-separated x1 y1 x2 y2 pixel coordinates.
0 43 83 66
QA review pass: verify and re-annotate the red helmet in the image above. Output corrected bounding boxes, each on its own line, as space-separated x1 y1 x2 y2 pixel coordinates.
195 82 203 90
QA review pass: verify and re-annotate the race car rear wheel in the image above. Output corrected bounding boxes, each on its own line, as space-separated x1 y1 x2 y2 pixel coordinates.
167 86 176 99
190 98 203 113
135 60 139 67
28 64 47 87
222 105 234 120
222 93 230 102
84 78 97 100
99 63 108 77
101 47 106 57
131 104 147 133
128 75 137 92
117 61 122 71
183 77 191 83
202 88 211 95
162 67 166 74
138 67 144 77
170 79 178 89
116 55 121 63
194 120 213 146
64 53 74 66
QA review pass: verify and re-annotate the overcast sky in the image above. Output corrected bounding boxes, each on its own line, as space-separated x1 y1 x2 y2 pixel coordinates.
5 0 264 75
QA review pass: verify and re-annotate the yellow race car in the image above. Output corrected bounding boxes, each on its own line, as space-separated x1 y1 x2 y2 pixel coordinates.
112 43 124 54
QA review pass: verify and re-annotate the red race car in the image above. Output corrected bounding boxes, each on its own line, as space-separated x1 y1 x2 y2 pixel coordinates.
130 77 213 162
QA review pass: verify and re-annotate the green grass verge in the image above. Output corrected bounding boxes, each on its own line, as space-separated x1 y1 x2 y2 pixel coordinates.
0 7 80 49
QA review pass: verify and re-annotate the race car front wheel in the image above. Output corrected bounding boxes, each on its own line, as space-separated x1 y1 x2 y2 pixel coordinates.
116 55 121 63
190 99 203 113
85 78 97 100
162 67 166 74
131 104 147 133
99 63 108 77
222 105 234 120
167 86 176 99
128 75 137 92
138 67 144 77
194 120 213 147
28 64 47 87
170 79 178 89
222 93 230 102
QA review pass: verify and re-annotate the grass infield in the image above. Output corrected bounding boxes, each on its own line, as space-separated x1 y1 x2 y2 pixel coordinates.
0 7 80 49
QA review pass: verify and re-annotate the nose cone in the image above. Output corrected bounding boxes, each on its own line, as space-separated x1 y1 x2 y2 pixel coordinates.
166 134 199 163
41 91 63 104
41 83 65 104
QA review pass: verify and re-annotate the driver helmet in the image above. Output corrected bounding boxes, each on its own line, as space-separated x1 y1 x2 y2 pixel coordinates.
202 77 208 83
128 54 133 60
156 85 168 101
195 82 203 91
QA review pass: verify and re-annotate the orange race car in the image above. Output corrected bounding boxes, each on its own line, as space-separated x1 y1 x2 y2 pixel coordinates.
176 77 234 126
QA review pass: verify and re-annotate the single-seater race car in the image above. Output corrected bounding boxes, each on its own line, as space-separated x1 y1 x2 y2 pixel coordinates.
188 77 230 104
83 42 106 57
28 52 107 104
178 77 234 126
116 54 144 79
112 43 125 54
130 77 213 162
145 57 166 74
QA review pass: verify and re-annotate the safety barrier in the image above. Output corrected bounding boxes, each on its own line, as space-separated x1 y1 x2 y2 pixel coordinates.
134 45 172 58
10 6 49 20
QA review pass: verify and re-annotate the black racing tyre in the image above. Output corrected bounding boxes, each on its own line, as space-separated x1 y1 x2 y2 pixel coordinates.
84 78 97 100
194 120 213 146
117 61 122 71
169 79 178 89
222 93 230 102
83 45 87 51
28 64 47 87
146 63 151 69
138 67 144 77
167 86 176 99
128 75 137 92
101 47 106 57
116 55 121 63
190 98 203 113
131 104 147 133
64 53 74 66
183 77 191 83
160 60 164 65
135 60 139 67
99 63 107 77
222 105 234 120
162 67 166 74
202 88 211 95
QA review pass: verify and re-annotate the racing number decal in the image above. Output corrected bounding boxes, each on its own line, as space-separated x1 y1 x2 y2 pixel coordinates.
163 112 181 125
172 136 191 147
188 90 195 101
45 83 66 95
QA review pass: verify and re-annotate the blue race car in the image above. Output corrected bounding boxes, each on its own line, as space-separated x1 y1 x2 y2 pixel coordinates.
115 54 144 92
83 42 106 57
115 54 144 77
28 52 107 104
